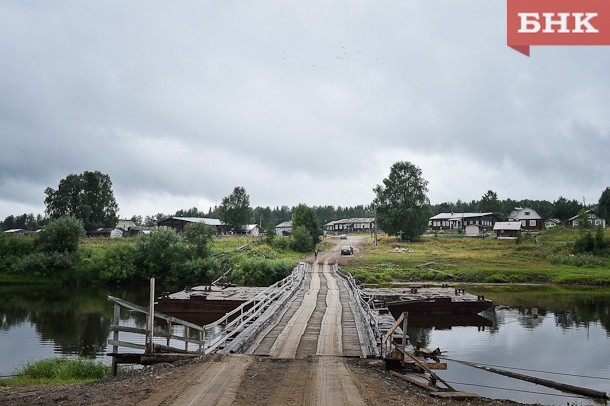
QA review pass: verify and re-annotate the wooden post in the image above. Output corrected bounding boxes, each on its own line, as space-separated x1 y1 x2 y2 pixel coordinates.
401 312 408 367
148 278 155 353
111 302 120 376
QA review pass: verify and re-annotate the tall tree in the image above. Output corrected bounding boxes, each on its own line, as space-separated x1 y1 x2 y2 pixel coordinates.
291 204 322 251
552 196 582 221
598 187 610 223
479 190 502 214
373 161 431 241
217 186 252 233
44 171 118 231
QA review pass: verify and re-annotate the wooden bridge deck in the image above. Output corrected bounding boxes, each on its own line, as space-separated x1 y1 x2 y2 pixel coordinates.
246 260 367 358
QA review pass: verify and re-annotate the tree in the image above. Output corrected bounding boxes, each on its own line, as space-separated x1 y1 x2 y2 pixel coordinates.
37 216 85 253
373 161 431 241
217 187 252 233
479 190 502 214
44 171 118 231
552 196 581 221
291 204 322 251
598 187 610 223
184 222 215 258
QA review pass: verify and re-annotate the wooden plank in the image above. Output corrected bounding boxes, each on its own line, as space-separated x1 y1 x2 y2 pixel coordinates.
109 325 147 335
107 339 146 351
431 391 478 400
390 371 439 392
383 313 405 343
107 295 204 331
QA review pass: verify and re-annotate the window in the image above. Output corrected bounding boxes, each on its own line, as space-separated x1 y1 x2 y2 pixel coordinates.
521 220 526 227
530 220 536 227
525 211 531 216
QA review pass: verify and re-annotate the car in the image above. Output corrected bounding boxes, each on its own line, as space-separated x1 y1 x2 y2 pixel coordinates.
339 234 347 240
340 246 354 255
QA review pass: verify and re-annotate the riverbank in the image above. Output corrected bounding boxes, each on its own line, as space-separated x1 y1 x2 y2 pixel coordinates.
341 230 610 286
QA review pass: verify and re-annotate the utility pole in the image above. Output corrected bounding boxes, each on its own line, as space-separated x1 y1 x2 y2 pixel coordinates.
373 204 378 247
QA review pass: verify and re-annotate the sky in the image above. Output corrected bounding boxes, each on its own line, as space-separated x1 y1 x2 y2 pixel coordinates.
1 1 609 220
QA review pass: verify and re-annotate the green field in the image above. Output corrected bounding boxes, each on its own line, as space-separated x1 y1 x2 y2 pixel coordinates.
344 227 610 286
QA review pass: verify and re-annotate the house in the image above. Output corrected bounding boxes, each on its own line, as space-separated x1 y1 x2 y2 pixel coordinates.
4 228 26 236
568 210 606 228
429 212 499 231
157 217 224 234
87 228 124 238
324 218 375 234
275 221 292 236
545 218 561 228
508 207 544 231
493 222 522 239
244 224 260 237
117 219 137 229
465 224 487 236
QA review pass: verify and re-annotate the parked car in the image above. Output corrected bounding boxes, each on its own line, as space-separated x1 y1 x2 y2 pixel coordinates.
340 246 353 255
340 234 347 239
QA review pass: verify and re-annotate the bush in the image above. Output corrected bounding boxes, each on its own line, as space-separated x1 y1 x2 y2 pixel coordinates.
37 216 84 253
272 237 289 250
0 233 36 257
172 257 220 285
231 258 294 286
98 243 137 282
290 225 313 252
134 229 191 281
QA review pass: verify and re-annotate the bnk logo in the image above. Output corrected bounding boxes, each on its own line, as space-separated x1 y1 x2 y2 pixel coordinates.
507 0 610 56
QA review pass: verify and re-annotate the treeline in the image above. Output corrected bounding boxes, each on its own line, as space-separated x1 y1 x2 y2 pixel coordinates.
136 204 372 228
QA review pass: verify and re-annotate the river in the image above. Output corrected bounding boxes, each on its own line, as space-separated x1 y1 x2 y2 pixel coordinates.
1 284 608 405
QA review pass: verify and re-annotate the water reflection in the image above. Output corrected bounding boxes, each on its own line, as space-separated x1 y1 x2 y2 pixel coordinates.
0 284 151 375
405 287 610 405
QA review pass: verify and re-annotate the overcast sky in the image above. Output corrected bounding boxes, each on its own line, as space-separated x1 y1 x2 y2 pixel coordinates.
1 1 609 220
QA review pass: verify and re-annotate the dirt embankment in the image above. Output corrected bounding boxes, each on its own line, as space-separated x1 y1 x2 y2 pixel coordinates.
0 355 521 406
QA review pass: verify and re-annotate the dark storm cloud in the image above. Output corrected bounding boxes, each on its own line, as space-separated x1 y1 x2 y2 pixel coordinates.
1 0 609 218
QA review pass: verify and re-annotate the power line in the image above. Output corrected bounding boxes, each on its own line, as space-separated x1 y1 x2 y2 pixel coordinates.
445 380 591 400
442 358 610 381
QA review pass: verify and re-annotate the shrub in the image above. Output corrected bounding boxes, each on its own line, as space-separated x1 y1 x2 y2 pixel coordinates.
290 225 313 252
231 258 294 286
134 229 191 281
37 216 85 253
0 233 36 257
272 237 289 250
171 257 220 285
98 243 137 282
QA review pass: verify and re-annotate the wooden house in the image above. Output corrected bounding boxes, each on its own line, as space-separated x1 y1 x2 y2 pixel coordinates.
275 221 292 236
568 210 606 228
324 218 375 234
157 217 224 234
493 222 522 239
507 207 544 231
429 212 499 231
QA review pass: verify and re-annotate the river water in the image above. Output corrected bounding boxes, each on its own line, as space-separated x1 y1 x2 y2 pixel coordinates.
1 284 608 405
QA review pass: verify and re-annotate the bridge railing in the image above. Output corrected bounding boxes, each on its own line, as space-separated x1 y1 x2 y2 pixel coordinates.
204 261 307 354
335 263 380 357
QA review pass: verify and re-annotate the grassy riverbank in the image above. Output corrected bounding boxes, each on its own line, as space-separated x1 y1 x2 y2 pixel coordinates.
344 228 610 286
0 358 130 387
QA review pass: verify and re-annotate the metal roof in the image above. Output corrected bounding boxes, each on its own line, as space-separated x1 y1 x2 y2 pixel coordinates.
429 212 494 221
167 217 223 226
493 221 522 231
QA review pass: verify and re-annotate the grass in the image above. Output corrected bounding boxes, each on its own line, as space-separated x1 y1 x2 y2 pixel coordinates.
0 357 132 387
345 232 610 286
